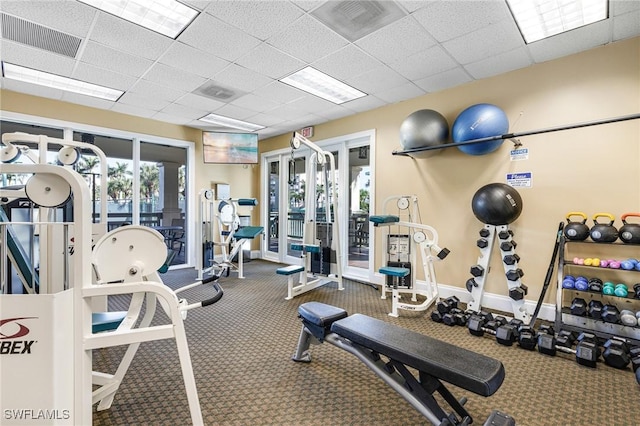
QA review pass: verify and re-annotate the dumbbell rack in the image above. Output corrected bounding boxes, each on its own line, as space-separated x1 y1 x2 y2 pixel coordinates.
466 224 531 324
556 236 640 346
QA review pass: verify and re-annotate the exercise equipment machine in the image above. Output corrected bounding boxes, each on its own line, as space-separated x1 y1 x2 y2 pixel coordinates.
1 161 222 425
466 183 531 324
278 132 343 299
292 301 515 425
197 189 263 280
369 195 449 317
1 131 109 295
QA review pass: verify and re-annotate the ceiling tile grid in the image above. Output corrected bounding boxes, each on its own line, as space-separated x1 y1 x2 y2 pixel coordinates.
0 0 638 139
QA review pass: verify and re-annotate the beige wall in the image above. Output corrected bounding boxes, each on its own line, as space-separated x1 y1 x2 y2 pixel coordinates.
259 37 640 303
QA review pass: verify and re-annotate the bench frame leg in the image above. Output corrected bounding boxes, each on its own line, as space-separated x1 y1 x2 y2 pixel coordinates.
291 325 316 362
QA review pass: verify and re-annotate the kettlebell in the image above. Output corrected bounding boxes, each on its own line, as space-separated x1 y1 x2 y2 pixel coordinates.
590 213 618 243
619 212 640 244
564 212 590 241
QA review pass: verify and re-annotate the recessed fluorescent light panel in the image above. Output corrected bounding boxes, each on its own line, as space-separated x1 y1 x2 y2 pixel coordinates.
507 0 608 44
2 62 124 101
198 114 265 132
78 0 198 39
280 67 366 104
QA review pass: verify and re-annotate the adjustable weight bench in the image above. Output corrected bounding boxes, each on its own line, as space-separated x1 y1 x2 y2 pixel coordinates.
292 302 515 426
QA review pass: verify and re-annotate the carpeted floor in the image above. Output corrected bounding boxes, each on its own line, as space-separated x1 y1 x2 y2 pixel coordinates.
92 260 639 426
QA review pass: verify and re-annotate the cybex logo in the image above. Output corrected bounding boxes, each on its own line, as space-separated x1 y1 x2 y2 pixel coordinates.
0 317 37 354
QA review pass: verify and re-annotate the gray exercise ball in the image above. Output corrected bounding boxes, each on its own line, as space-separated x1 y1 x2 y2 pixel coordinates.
399 109 449 158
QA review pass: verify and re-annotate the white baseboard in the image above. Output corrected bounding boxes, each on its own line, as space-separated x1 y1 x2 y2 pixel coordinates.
436 282 556 323
371 272 555 323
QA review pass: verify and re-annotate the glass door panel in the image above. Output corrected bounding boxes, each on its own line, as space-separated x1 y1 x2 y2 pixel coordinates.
287 157 305 259
267 160 280 257
347 146 370 268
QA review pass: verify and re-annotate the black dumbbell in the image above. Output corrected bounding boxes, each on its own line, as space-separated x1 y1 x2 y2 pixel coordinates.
602 305 620 324
470 265 485 277
631 347 640 384
634 283 640 299
602 338 631 369
503 254 520 265
506 269 524 281
468 314 519 346
509 285 528 300
500 241 517 251
498 230 513 240
465 278 478 292
570 298 588 316
437 296 460 314
479 228 491 238
588 300 604 319
517 326 537 350
477 238 489 249
537 332 600 368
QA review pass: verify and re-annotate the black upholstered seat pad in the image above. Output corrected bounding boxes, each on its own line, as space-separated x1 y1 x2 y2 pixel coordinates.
331 314 505 397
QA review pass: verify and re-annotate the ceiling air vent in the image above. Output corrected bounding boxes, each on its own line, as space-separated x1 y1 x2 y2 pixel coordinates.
1 13 81 58
193 81 245 102
311 0 406 42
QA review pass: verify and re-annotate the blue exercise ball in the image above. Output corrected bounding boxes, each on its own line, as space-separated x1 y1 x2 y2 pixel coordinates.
472 183 523 225
452 104 509 156
399 109 449 158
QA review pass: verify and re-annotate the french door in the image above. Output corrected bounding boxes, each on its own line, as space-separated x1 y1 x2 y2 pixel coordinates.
261 130 375 282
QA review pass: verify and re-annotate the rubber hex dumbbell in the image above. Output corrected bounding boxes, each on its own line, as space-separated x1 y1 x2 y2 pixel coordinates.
437 296 460 314
509 285 528 301
588 300 604 319
477 238 489 249
479 228 491 238
602 338 631 369
602 305 621 324
517 326 537 350
634 283 640 299
500 241 517 251
498 230 513 240
570 298 588 316
503 254 520 265
506 269 524 281
537 332 600 368
470 265 485 277
465 278 478 292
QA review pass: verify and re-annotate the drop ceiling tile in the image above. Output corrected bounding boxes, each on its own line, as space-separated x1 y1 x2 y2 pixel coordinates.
265 103 313 121
244 111 287 127
290 1 325 12
212 63 273 92
314 104 356 121
414 67 472 93
212 103 258 120
130 80 185 103
80 41 154 78
397 1 431 13
0 0 97 38
89 12 173 61
373 82 425 104
342 95 386 113
412 0 511 43
151 111 194 125
159 102 208 120
117 92 171 111
203 1 304 40
311 45 383 82
1 77 64 100
465 47 532 80
110 102 158 118
267 14 349 63
178 12 261 62
72 63 137 91
356 15 436 64
442 19 524 65
285 113 324 129
252 81 306 104
346 65 408 94
143 63 207 93
174 92 226 111
230 93 281 113
180 1 210 11
391 45 458 81
236 43 305 80
158 42 230 79
527 20 611 63
60 91 116 110
1 40 76 76
285 95 341 114
613 9 640 41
